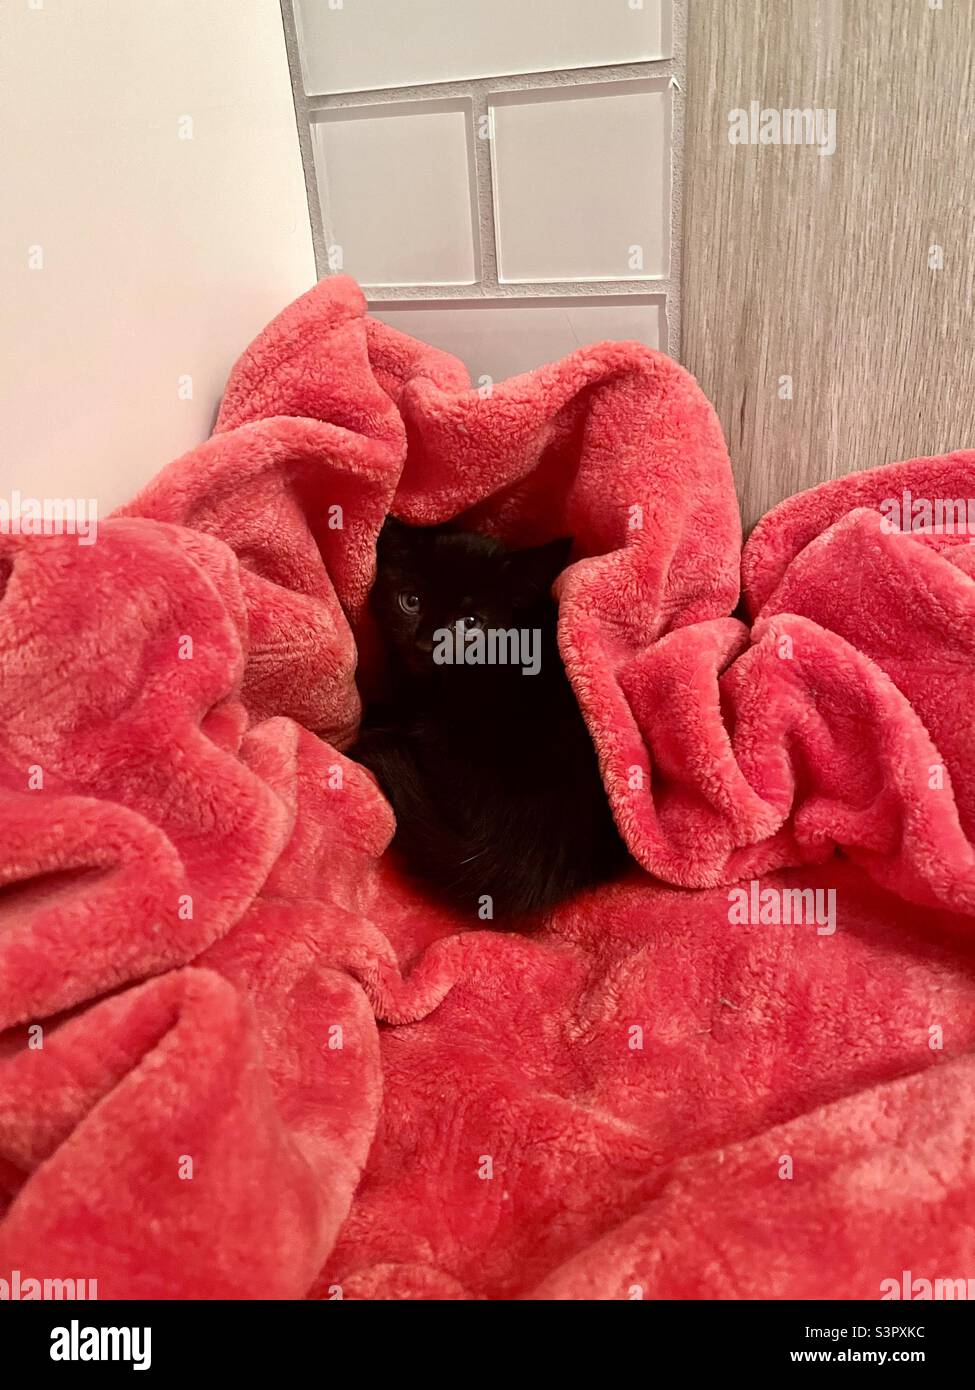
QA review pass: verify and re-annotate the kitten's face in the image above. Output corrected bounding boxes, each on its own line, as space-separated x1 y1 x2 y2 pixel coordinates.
370 519 571 675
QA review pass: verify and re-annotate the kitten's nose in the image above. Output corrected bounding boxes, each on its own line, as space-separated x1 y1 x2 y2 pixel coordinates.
415 635 434 654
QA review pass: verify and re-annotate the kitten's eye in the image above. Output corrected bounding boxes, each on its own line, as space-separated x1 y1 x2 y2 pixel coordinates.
398 591 421 615
461 614 482 631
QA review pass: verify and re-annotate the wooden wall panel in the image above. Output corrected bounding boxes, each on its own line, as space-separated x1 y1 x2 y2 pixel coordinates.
682 0 975 531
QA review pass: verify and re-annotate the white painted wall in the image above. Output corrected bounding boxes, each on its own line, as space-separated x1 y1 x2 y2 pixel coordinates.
0 0 316 514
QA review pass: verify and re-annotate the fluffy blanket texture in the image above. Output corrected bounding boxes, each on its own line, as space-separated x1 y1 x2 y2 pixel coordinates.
1 275 974 1299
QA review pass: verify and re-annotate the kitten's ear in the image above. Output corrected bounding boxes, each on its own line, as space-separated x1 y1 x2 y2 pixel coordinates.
503 537 573 605
376 515 414 559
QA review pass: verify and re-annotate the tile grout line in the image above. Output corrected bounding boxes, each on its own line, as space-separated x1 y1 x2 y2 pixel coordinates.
279 0 329 279
668 0 687 360
470 89 500 290
302 56 678 110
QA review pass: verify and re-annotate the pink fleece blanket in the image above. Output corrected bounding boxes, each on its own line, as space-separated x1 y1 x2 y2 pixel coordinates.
2 275 975 1300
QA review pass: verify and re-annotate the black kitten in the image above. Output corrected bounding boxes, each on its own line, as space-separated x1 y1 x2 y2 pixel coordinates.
348 518 629 920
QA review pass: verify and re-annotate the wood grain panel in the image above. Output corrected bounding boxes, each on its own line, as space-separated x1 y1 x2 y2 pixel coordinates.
682 0 975 531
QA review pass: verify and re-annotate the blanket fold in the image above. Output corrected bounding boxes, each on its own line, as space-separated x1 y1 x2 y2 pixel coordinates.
2 274 973 1299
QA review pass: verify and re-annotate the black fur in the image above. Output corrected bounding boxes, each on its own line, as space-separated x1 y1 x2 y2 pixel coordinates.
348 518 629 920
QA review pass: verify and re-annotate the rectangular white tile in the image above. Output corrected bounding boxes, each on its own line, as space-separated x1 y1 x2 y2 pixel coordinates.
370 297 667 386
295 0 672 95
310 101 477 287
490 80 671 283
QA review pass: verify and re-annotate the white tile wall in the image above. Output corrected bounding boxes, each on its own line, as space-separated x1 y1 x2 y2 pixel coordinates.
490 81 670 283
282 0 684 380
373 297 666 383
295 0 671 95
311 102 477 286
